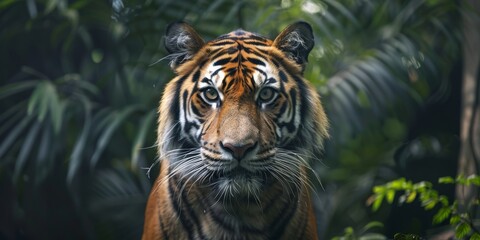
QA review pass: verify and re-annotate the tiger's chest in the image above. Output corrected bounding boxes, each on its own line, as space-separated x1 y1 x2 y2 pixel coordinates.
167 186 307 240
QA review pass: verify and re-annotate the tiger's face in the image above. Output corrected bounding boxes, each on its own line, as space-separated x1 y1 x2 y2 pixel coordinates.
157 22 328 199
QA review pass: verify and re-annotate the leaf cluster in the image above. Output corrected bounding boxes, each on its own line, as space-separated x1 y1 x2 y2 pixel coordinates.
369 175 480 239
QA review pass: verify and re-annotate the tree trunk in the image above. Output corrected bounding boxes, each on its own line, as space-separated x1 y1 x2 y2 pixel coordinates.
456 0 480 211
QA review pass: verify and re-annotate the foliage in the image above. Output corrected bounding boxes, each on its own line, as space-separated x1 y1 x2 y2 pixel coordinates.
0 0 465 239
370 175 480 239
331 222 386 240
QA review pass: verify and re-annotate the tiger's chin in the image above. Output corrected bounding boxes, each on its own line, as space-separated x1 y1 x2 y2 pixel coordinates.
209 167 268 199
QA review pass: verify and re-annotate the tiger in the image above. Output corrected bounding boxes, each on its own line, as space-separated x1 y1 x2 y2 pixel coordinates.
142 21 329 240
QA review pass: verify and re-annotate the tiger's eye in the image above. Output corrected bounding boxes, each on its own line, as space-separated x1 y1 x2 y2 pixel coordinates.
203 87 219 102
258 87 276 103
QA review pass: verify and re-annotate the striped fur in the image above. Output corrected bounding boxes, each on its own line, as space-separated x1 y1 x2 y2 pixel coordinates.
143 21 328 240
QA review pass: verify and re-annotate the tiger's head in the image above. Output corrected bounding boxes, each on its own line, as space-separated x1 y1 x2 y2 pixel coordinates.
157 22 328 199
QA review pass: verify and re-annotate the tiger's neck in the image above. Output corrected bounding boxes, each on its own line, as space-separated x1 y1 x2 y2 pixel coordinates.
155 160 318 239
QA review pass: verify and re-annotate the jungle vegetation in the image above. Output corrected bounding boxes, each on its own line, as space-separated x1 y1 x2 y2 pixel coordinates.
1 0 479 239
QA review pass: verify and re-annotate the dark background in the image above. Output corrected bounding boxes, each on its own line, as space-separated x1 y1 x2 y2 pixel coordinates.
0 0 477 239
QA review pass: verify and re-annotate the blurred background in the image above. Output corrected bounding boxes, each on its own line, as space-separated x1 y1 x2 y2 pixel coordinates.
1 0 479 239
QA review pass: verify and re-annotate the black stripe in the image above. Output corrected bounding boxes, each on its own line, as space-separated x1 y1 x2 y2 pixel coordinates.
210 67 224 78
225 78 236 91
168 177 195 240
170 175 208 240
182 91 188 122
211 49 232 60
183 91 200 143
192 70 201 82
214 57 232 66
172 75 189 122
211 40 235 46
279 70 288 82
266 77 277 84
271 58 280 68
269 194 299 239
256 49 270 55
159 216 169 240
243 40 268 46
191 99 202 117
208 207 237 233
293 75 309 122
288 89 296 121
179 182 207 239
225 67 237 76
276 89 297 133
242 46 252 53
169 75 189 144
247 57 266 66
296 209 308 240
276 102 287 121
208 48 222 56
248 35 268 42
199 196 265 236
263 187 286 215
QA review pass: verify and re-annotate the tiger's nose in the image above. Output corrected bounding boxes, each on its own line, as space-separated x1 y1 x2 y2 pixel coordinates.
221 141 256 160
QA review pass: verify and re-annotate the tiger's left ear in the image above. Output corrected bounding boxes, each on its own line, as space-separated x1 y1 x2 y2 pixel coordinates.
273 22 314 69
164 21 205 71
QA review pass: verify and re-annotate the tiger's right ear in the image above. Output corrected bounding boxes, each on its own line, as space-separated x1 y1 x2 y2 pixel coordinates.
164 22 205 70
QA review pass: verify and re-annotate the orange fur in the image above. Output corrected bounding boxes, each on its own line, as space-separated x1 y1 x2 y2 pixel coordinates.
143 22 327 240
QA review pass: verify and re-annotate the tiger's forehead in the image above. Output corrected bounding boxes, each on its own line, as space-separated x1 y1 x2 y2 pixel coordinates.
214 29 274 44
199 30 277 90
203 63 273 89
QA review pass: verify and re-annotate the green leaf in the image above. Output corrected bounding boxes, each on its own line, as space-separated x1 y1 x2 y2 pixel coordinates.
21 67 49 80
360 233 387 240
394 233 422 240
456 174 467 185
37 83 50 121
406 191 417 203
34 123 53 184
432 206 451 224
67 107 91 186
389 178 407 190
27 83 43 115
470 233 480 240
131 110 155 170
0 0 19 9
13 120 42 182
362 221 384 231
36 123 51 170
438 176 455 184
373 185 386 194
50 96 64 133
423 200 437 210
0 81 37 99
450 215 460 224
372 195 384 212
413 181 432 191
324 0 359 27
0 116 33 159
467 175 480 186
344 226 354 236
26 81 59 123
438 196 449 206
455 222 471 239
0 102 27 137
90 106 140 169
386 189 395 203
